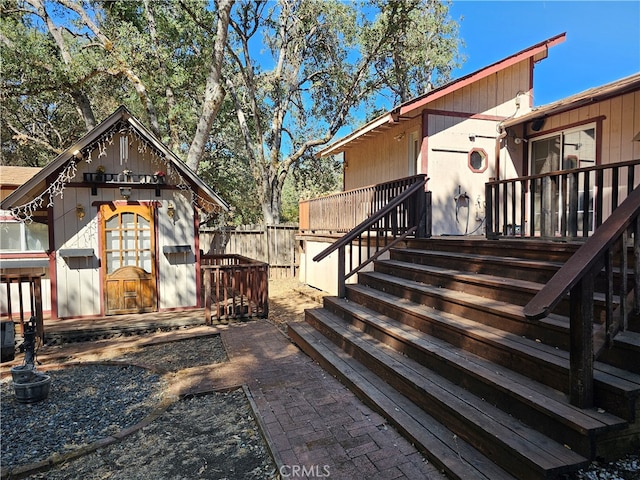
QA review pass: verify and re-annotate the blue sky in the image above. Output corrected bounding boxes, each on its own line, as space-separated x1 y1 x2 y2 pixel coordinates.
448 1 640 106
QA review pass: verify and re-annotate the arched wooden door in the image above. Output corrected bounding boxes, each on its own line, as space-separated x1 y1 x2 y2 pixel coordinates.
101 204 157 315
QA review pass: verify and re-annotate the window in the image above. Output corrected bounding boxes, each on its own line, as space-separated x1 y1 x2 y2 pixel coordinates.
408 131 420 176
468 148 488 173
104 211 153 273
0 220 49 252
530 124 596 236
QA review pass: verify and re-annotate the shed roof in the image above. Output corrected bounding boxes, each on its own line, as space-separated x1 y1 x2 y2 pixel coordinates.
501 72 640 129
317 33 566 158
0 106 229 214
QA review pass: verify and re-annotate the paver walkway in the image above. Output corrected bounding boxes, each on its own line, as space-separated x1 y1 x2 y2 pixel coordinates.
169 320 447 479
4 312 448 479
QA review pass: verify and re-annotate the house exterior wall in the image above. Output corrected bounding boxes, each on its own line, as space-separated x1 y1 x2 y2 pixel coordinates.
343 117 422 190
297 236 386 296
341 61 532 236
157 190 197 310
496 88 640 228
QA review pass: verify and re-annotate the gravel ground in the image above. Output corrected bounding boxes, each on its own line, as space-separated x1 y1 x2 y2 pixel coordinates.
116 335 228 371
1 332 277 480
24 388 277 480
1 364 165 470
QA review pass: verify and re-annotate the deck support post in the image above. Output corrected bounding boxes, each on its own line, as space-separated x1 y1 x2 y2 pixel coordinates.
569 273 595 408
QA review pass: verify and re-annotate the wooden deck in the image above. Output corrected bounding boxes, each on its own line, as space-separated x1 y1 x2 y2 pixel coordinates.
290 237 640 480
39 309 206 344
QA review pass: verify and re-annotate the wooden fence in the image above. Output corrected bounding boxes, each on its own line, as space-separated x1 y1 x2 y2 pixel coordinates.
200 224 298 278
201 254 269 323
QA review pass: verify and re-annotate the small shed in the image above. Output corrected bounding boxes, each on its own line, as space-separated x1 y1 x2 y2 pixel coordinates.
1 106 229 320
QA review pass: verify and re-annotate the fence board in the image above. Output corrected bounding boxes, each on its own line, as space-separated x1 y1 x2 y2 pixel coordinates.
200 224 298 278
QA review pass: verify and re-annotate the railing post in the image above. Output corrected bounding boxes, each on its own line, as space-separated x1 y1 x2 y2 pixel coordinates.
414 189 426 238
204 268 212 325
337 245 346 298
569 273 595 408
635 217 640 314
424 191 432 238
485 183 494 239
32 276 44 344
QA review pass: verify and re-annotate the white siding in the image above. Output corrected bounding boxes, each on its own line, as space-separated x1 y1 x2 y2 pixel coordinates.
157 190 197 309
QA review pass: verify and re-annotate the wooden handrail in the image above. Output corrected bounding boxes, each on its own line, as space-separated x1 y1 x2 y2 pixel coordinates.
487 158 640 186
523 184 640 408
312 175 429 297
313 175 428 263
524 185 640 320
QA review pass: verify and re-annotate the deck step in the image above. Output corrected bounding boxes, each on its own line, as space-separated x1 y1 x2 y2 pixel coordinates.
344 282 640 422
404 238 582 263
289 321 518 480
293 313 590 480
320 296 627 457
357 270 571 350
375 259 614 319
390 248 564 283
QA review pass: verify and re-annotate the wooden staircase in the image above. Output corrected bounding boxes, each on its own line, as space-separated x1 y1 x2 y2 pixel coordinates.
289 238 640 480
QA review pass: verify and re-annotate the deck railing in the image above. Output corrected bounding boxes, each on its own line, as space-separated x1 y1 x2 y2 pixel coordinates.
300 175 430 233
201 254 268 323
312 175 431 297
524 185 640 408
486 159 640 239
1 274 45 343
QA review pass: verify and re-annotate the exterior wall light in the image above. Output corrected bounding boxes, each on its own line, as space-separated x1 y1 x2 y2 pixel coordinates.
76 204 85 220
167 202 175 218
119 186 131 200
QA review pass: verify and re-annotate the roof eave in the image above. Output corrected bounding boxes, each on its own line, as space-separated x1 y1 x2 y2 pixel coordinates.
502 71 640 129
1 106 230 213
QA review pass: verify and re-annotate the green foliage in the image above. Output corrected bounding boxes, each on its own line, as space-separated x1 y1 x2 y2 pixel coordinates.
1 0 462 225
280 153 343 223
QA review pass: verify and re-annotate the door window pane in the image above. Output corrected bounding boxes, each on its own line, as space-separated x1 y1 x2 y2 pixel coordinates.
140 251 152 273
121 213 135 229
123 230 136 250
106 215 119 229
106 252 120 273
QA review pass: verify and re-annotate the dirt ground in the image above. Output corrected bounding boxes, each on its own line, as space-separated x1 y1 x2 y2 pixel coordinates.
2 277 323 480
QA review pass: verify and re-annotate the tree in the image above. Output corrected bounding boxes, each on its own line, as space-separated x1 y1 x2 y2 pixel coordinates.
224 0 462 224
1 0 231 170
1 0 462 224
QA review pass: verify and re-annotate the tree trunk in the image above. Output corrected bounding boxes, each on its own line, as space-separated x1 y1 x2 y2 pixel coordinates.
260 177 281 225
186 0 233 172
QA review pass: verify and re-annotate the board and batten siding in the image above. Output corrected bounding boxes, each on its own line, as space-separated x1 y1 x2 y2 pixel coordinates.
342 61 532 199
157 190 197 310
54 185 101 318
343 116 422 191
520 89 640 221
